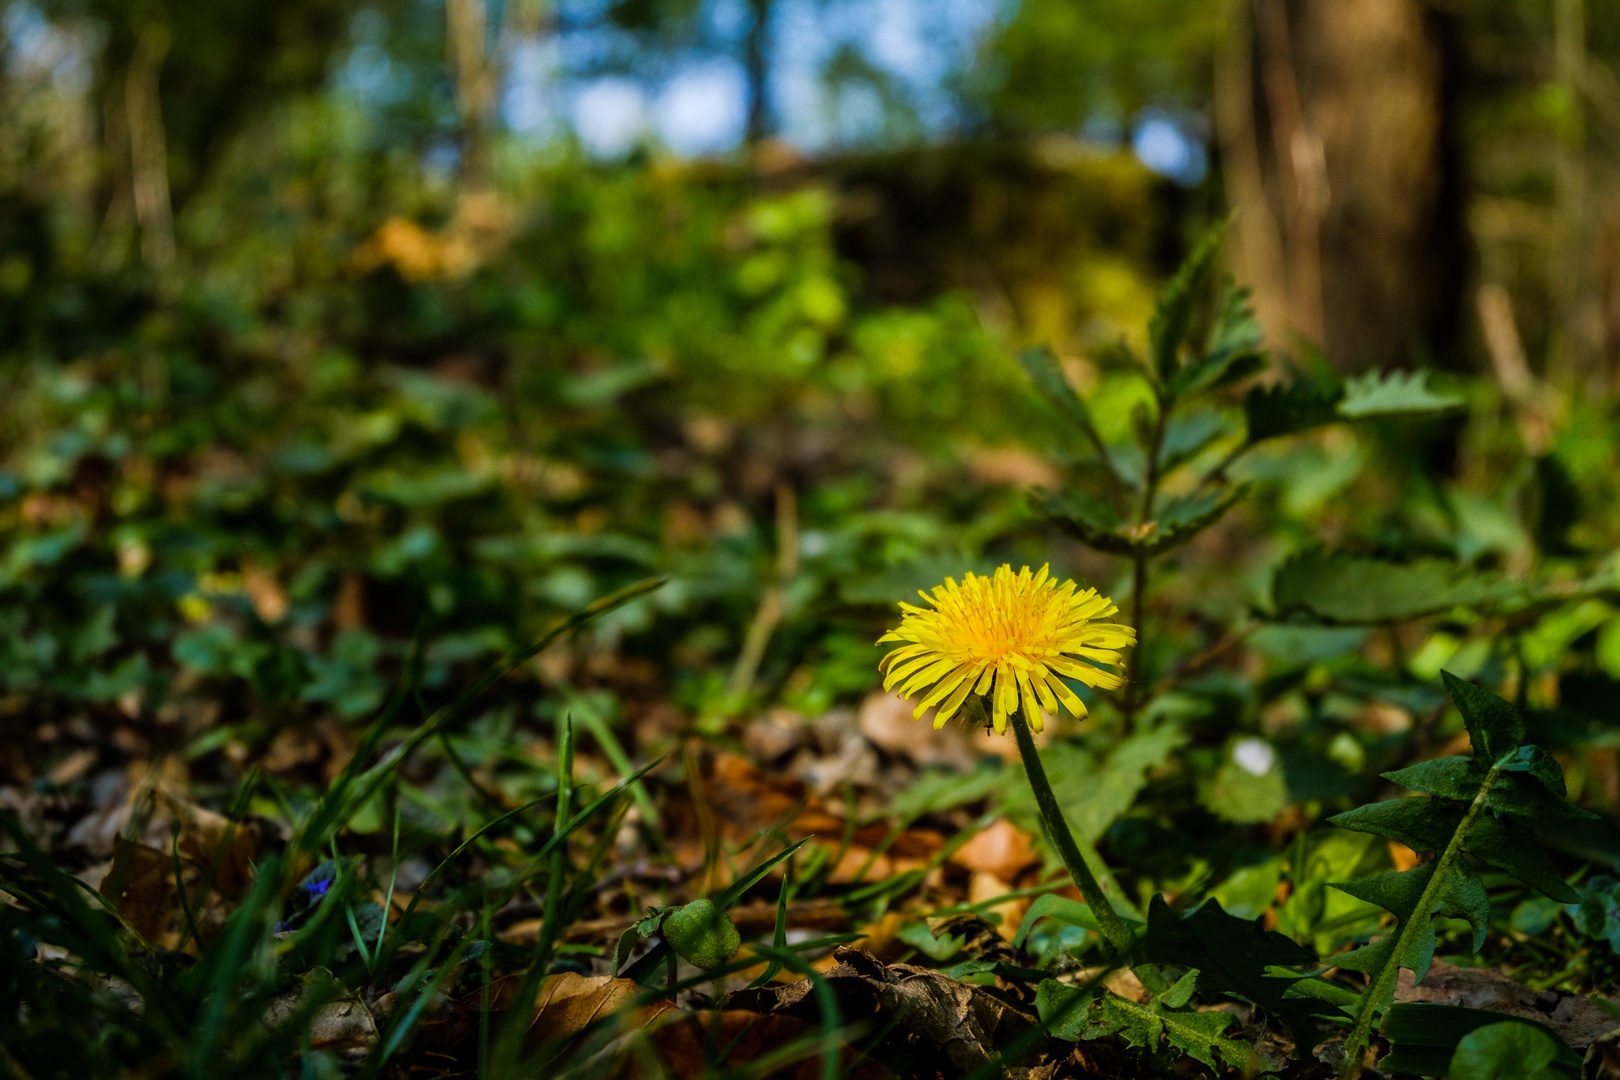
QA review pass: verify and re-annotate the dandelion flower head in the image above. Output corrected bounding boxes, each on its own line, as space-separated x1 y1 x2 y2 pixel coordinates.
877 564 1135 735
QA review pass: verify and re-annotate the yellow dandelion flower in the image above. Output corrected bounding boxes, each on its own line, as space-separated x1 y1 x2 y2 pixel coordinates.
876 564 1135 735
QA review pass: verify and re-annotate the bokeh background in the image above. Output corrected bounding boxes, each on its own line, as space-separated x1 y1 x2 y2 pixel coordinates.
5 0 1620 786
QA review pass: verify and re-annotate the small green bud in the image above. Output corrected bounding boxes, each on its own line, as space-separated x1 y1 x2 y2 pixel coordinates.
660 898 741 969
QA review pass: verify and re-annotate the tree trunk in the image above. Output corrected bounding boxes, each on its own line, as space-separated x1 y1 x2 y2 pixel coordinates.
1219 0 1465 372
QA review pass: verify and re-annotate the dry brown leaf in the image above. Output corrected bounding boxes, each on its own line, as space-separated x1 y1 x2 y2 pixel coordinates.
527 972 674 1052
857 691 980 770
263 990 379 1052
1394 960 1620 1050
950 817 1039 880
101 789 257 951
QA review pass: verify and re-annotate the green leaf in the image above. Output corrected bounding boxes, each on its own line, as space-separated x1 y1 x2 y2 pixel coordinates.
1083 975 1254 1071
1035 979 1097 1041
1148 221 1228 388
1450 1021 1568 1080
1329 860 1489 994
1169 281 1266 398
1244 376 1343 443
1011 893 1142 950
1330 794 1583 905
1040 486 1243 557
1383 758 1597 822
1200 740 1291 824
1000 724 1187 847
1141 896 1340 1049
896 921 966 961
1336 369 1464 419
1464 814 1583 904
1156 409 1229 474
1271 550 1517 624
1496 744 1569 798
1442 672 1525 764
1019 345 1106 451
1381 1005 1581 1078
1328 797 1464 855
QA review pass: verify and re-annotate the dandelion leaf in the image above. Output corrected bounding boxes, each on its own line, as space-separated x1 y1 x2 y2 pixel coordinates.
1329 860 1489 998
1083 970 1254 1071
1383 757 1596 822
1141 895 1342 1049
1329 796 1465 854
1464 814 1582 904
1336 369 1463 419
1442 671 1524 763
1330 795 1581 910
1035 978 1096 1041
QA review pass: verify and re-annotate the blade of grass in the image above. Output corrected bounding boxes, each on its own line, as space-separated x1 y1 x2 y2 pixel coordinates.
744 857 794 989
318 578 664 848
189 852 284 1080
537 668 661 827
491 713 577 1077
377 805 400 956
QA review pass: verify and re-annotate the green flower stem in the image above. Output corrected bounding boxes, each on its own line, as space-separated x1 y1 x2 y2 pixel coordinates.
1007 707 1138 956
1339 755 1506 1077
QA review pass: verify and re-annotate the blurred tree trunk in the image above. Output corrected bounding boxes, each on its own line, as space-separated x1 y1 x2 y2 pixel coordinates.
1218 0 1465 372
448 0 496 191
745 0 772 143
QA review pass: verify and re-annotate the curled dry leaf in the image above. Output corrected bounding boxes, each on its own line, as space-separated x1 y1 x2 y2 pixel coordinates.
262 989 379 1053
102 790 256 952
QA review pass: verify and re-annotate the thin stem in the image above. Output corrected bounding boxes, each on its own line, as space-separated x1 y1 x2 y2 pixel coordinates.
1339 755 1507 1076
1121 392 1168 727
1007 708 1137 955
1121 554 1149 724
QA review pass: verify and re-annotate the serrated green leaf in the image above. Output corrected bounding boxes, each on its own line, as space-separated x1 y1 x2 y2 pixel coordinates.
1157 409 1229 474
1328 797 1465 854
1084 981 1253 1071
1168 281 1266 398
1142 896 1340 1049
1330 795 1582 904
1035 978 1097 1041
1383 757 1597 822
1496 744 1568 797
1041 486 1243 557
1381 756 1487 802
1272 550 1518 624
1020 345 1106 449
1336 369 1464 419
1244 377 1343 443
1442 672 1525 764
1148 221 1229 388
1329 861 1489 993
1464 814 1582 904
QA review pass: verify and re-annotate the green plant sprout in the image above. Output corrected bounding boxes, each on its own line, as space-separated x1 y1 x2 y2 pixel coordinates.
1021 220 1464 728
